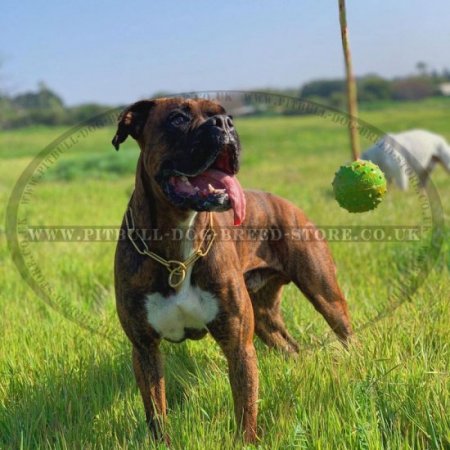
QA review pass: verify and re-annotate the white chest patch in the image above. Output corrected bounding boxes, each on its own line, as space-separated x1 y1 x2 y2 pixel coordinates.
145 212 219 342
145 284 219 342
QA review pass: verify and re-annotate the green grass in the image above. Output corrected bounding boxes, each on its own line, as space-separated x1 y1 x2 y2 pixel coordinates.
1 98 449 449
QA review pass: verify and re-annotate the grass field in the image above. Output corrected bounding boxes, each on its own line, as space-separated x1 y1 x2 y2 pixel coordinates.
0 98 449 449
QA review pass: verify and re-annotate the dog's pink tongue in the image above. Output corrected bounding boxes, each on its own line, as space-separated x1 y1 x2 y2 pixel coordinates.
204 169 246 225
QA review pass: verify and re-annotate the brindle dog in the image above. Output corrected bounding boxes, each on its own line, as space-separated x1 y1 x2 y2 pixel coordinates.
113 98 352 444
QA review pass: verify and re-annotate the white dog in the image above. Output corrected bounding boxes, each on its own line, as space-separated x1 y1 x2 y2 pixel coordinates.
361 129 450 190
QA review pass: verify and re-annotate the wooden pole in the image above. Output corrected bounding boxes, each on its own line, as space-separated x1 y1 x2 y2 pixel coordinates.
338 0 360 161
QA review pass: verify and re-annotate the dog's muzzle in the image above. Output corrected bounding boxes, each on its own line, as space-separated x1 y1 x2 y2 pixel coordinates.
156 115 246 225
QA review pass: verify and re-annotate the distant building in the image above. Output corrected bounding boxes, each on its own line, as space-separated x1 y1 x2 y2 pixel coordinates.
439 83 450 96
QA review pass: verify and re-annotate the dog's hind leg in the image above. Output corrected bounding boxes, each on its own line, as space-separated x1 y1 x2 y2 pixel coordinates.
285 235 352 344
249 275 299 355
436 143 450 173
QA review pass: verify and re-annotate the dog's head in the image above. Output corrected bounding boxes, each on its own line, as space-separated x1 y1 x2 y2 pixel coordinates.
112 98 245 225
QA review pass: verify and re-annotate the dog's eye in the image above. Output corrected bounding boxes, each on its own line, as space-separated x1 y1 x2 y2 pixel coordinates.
170 113 189 127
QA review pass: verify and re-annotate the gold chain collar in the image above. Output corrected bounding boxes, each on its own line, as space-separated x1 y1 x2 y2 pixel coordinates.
125 208 216 289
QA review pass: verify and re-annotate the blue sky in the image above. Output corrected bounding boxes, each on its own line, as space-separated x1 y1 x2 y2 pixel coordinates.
2 0 449 105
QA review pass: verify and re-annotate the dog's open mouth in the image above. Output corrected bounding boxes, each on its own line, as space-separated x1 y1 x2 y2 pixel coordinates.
161 149 246 225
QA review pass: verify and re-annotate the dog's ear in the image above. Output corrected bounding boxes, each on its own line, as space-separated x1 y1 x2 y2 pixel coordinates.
112 100 155 151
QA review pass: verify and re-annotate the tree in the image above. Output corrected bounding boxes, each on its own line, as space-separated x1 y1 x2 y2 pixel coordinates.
358 75 391 101
13 82 64 110
442 68 450 81
416 61 428 77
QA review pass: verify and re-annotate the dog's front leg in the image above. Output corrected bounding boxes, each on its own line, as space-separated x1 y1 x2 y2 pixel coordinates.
210 290 259 443
227 341 259 443
132 343 169 444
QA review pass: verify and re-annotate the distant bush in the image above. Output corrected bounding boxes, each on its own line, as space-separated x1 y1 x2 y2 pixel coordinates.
0 83 110 130
2 68 450 128
391 77 435 100
300 79 345 99
69 104 112 123
358 75 391 101
299 75 394 110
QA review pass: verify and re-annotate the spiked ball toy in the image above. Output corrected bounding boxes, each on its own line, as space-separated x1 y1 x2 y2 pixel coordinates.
332 160 387 213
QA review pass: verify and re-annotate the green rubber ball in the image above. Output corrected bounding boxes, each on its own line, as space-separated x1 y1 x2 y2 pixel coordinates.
332 160 387 213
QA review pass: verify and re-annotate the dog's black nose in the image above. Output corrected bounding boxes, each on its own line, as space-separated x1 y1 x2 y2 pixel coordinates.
208 114 234 132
